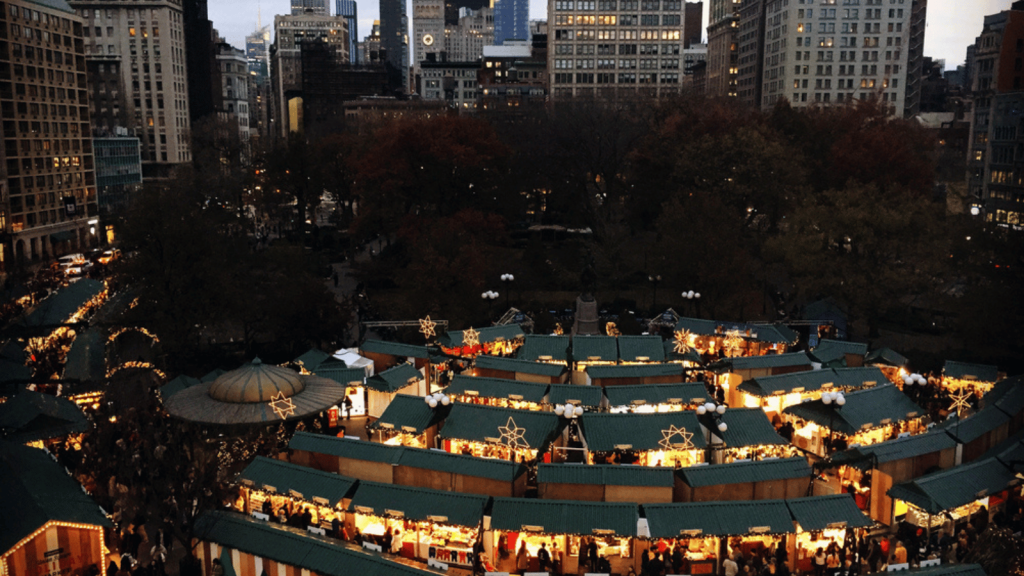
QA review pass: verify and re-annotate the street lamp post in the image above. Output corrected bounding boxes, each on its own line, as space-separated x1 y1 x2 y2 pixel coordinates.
482 290 499 318
649 275 662 315
822 391 846 455
501 274 514 310
682 290 701 318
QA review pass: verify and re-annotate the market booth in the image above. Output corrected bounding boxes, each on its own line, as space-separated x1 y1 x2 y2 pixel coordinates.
616 335 668 364
713 407 795 462
674 317 800 358
365 364 425 419
585 364 686 387
571 336 620 374
438 403 568 463
674 457 812 503
984 376 1024 434
546 383 604 413
604 382 713 413
192 511 438 576
443 375 548 410
0 389 90 447
347 481 488 569
309 366 369 420
785 494 874 573
235 456 355 530
288 432 528 496
537 463 675 503
942 360 1000 394
825 430 958 525
736 367 887 415
711 352 815 408
487 497 640 575
808 339 867 368
642 499 793 575
864 348 910 385
517 335 571 364
367 394 451 448
438 324 525 358
887 455 1020 530
359 339 432 374
935 405 1011 464
0 441 111 576
578 411 708 467
783 383 925 457
473 355 568 384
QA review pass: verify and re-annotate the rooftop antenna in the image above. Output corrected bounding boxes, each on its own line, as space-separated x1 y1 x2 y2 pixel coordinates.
257 0 262 30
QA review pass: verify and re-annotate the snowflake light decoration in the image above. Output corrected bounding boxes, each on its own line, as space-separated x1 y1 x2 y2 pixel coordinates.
498 417 529 449
723 330 744 357
419 316 437 340
949 388 972 417
659 425 695 451
269 392 297 420
673 330 693 355
463 327 480 347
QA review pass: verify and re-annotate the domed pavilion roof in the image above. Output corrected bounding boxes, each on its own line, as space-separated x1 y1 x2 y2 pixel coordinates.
207 358 305 403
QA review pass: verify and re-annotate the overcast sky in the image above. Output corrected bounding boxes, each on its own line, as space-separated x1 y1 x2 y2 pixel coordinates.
211 0 1011 71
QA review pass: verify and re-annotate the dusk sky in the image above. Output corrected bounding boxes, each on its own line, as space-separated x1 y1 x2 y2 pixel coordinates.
210 0 1010 71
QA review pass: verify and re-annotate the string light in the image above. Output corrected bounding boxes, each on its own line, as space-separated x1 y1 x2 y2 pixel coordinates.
106 361 167 380
106 326 160 344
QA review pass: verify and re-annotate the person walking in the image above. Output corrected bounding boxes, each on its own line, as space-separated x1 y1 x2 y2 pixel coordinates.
516 541 529 575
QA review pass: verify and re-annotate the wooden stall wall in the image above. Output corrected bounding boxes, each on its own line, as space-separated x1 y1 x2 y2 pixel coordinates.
538 483 604 501
963 424 1010 464
3 525 104 576
196 541 306 576
604 485 672 504
338 457 394 484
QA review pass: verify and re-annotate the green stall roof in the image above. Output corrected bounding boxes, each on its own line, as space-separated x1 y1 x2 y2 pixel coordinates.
445 375 549 403
644 500 793 538
809 340 868 366
0 390 90 443
604 382 712 407
663 341 705 365
63 328 106 382
985 376 1024 417
293 349 333 371
349 480 488 526
517 335 571 362
711 352 814 373
365 363 422 393
0 441 111 553
572 336 619 363
397 446 527 481
367 394 451 435
864 566 987 576
491 498 638 536
718 408 789 447
828 430 957 470
0 357 31 384
239 456 356 506
676 457 811 488
936 406 1011 444
193 511 437 576
786 494 874 531
440 324 524 348
21 279 105 329
943 360 999 382
739 367 886 398
160 374 201 399
586 364 685 380
617 335 667 363
674 319 799 345
439 403 566 450
783 383 922 435
864 347 909 368
538 464 675 487
360 339 432 360
887 456 1018 515
314 365 366 387
289 432 403 464
978 428 1024 462
474 355 567 378
579 412 707 452
546 383 605 407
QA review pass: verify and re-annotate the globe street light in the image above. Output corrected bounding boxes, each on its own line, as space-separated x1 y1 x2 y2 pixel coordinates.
682 290 701 317
482 290 499 317
501 274 514 309
648 275 662 315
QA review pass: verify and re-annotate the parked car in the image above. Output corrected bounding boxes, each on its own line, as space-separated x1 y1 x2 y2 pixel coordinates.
65 261 94 277
98 248 121 265
57 253 87 273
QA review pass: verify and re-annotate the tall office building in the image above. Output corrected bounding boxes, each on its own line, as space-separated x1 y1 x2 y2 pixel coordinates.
292 0 330 16
706 0 739 97
215 41 251 158
683 1 702 48
759 0 924 117
246 24 272 77
547 0 689 99
0 0 99 270
363 20 382 64
380 0 409 92
903 0 927 118
182 0 217 122
735 0 764 106
444 7 493 61
69 0 193 177
413 0 444 69
336 0 359 63
967 1 1024 227
246 24 272 143
494 0 528 45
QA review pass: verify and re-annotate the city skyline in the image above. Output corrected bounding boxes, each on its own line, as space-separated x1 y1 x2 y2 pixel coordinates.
210 0 1007 70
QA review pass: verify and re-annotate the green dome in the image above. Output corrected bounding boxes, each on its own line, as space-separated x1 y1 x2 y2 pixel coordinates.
207 358 305 403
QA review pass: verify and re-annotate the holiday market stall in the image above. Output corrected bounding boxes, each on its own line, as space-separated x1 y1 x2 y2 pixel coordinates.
934 405 1011 464
864 348 910 384
438 403 568 463
290 434 402 484
367 394 451 448
983 376 1024 434
616 335 668 363
585 364 686 387
570 335 620 371
537 463 675 503
785 494 874 573
942 360 1000 394
674 457 812 503
235 456 356 530
365 364 425 419
808 339 868 368
711 352 815 408
546 383 604 412
438 324 524 358
346 481 488 569
359 339 432 374
736 367 887 415
783 383 925 457
578 411 708 467
673 318 800 358
604 382 713 413
711 407 794 462
0 389 90 446
825 430 958 525
443 375 548 410
473 355 568 384
309 366 368 420
517 335 570 364
487 498 640 575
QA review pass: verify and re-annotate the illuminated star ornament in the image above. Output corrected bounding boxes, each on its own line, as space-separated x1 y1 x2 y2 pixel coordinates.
723 330 744 357
673 329 692 355
462 327 480 347
949 389 972 417
498 417 529 449
659 425 695 450
553 323 564 336
419 316 437 340
268 392 297 420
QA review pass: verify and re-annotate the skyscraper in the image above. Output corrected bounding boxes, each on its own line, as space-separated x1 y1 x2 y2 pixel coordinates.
0 0 99 270
735 0 765 107
706 0 739 97
246 25 272 78
380 0 410 93
182 0 217 123
292 0 330 16
493 0 528 45
336 0 359 63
